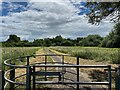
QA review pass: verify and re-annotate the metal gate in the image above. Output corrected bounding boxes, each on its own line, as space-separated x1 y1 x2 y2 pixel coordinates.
2 54 120 90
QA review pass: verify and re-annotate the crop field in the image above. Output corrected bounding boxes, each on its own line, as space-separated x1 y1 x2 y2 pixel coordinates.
50 46 120 64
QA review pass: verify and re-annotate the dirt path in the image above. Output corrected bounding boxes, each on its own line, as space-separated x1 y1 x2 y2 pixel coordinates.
44 48 100 89
44 48 62 62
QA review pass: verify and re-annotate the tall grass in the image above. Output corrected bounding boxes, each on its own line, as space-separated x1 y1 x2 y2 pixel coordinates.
1 47 40 70
50 46 120 64
1 47 40 61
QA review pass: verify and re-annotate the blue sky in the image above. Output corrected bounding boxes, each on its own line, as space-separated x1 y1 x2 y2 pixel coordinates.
1 2 28 16
0 0 114 41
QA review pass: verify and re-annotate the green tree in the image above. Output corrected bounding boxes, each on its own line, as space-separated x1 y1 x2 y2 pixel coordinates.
74 37 83 46
112 22 120 47
101 22 120 48
44 38 52 47
85 2 120 24
80 34 103 46
6 34 21 42
33 39 44 46
53 35 63 46
62 39 74 46
85 2 120 48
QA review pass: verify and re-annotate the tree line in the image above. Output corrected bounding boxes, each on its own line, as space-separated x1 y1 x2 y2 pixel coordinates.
1 34 102 47
1 22 120 48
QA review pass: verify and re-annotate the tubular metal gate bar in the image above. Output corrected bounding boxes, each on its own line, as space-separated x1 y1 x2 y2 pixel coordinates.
2 54 118 90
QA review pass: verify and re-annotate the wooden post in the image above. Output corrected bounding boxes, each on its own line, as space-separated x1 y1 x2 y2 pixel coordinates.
77 57 79 90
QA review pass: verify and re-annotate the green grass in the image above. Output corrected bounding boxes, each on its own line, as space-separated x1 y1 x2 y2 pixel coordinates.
50 46 120 64
1 47 40 69
2 47 40 60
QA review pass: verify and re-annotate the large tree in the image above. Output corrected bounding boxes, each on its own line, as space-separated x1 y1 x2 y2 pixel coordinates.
101 22 120 48
79 34 103 46
85 2 120 48
85 2 120 24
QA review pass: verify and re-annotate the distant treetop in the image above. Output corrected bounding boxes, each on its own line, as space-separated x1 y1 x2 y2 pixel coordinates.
7 34 21 42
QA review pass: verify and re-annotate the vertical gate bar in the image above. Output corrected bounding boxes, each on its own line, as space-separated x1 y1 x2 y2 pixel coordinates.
77 57 79 90
45 55 47 81
108 65 112 90
10 66 15 90
115 66 120 90
62 55 64 81
27 56 29 66
59 73 61 81
33 66 35 90
62 55 64 64
2 70 5 90
26 66 31 90
2 62 5 90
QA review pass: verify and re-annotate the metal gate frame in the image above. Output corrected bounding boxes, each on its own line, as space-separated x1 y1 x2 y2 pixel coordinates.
2 54 120 90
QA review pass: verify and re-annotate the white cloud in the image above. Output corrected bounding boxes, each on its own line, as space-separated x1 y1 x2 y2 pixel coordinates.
1 0 114 42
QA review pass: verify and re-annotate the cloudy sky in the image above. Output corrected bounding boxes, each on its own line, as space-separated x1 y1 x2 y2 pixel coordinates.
0 0 114 42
